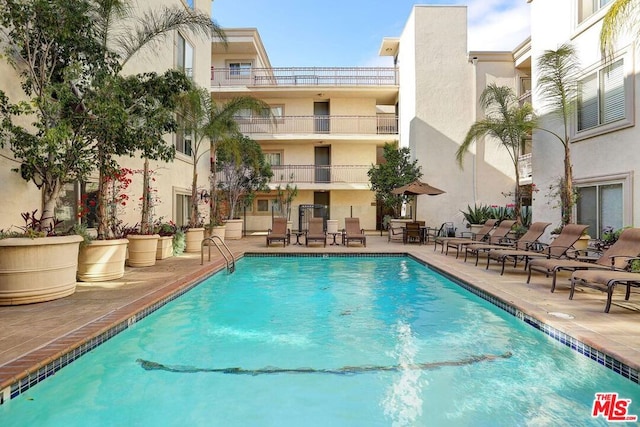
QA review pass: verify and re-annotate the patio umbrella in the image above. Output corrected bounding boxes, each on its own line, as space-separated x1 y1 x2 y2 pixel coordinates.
391 180 445 196
391 179 445 220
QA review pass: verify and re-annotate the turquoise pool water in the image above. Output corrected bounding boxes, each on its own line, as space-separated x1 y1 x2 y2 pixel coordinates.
2 256 639 426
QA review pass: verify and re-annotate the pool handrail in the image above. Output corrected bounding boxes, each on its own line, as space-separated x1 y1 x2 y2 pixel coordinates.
201 236 235 272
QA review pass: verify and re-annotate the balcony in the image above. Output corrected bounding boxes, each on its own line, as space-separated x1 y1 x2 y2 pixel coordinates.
211 67 398 87
217 165 371 188
235 115 398 135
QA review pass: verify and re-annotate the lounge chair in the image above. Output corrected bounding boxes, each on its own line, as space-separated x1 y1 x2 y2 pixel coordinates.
266 217 290 247
464 222 551 266
445 220 516 258
344 217 366 247
403 222 423 244
570 268 640 313
305 217 326 247
434 219 497 253
487 224 589 275
528 227 640 292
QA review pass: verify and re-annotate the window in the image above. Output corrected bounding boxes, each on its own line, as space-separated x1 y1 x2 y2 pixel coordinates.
55 181 99 230
576 182 623 239
263 152 282 166
574 55 633 139
229 62 251 77
255 198 277 214
578 59 624 131
175 117 193 156
578 0 612 24
175 193 192 227
176 33 193 79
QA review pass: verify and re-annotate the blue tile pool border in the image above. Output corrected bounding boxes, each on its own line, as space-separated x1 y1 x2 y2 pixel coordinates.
1 252 637 406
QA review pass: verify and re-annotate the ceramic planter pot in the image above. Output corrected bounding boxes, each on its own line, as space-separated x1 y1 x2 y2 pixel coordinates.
224 219 243 240
0 235 83 305
77 238 129 282
156 236 174 260
127 234 160 267
185 228 205 253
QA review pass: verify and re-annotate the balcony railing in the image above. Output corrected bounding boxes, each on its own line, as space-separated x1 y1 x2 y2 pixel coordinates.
217 165 371 185
235 115 398 135
211 67 398 87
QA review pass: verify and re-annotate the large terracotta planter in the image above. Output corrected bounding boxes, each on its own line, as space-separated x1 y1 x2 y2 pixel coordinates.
77 238 129 282
0 235 83 305
224 219 243 240
127 234 160 267
185 228 205 253
156 236 174 260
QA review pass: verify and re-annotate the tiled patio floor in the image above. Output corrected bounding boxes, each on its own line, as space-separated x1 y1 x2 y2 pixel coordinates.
1 233 639 399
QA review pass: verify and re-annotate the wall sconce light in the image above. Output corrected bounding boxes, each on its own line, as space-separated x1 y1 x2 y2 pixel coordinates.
470 56 478 66
199 190 210 203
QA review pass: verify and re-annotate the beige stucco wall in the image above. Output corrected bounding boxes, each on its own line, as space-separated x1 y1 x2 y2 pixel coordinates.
397 5 517 231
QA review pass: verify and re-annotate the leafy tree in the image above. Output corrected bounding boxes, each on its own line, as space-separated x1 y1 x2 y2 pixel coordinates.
600 0 639 56
0 0 223 237
368 143 422 218
206 97 272 226
536 43 581 225
456 83 536 224
216 134 273 220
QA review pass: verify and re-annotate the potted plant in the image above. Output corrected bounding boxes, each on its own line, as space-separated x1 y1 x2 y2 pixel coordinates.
154 219 177 260
461 204 492 233
216 134 273 239
275 174 298 231
0 212 84 305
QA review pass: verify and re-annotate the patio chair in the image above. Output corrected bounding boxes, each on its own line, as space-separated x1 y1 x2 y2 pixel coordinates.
403 222 423 245
424 222 455 244
569 267 640 313
528 227 640 292
434 219 497 253
344 217 366 247
446 220 516 259
305 217 326 247
266 217 290 247
487 224 589 275
464 222 551 266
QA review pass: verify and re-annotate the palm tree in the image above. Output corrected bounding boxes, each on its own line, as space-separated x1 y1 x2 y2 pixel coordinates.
206 97 272 227
600 0 639 56
536 43 581 225
89 0 225 238
456 83 536 224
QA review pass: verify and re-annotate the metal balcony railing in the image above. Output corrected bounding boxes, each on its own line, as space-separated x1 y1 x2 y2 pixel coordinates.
217 165 371 185
211 67 398 87
234 115 398 135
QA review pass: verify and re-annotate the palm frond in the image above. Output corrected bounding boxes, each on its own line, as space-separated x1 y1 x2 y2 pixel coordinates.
600 0 639 57
536 43 580 117
116 6 225 65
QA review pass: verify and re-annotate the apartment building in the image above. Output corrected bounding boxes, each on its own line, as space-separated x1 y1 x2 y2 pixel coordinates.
210 28 398 232
529 0 639 240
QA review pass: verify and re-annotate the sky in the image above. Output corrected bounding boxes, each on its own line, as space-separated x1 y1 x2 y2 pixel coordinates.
210 0 531 67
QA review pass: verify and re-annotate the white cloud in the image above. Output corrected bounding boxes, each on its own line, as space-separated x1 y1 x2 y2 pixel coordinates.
465 0 531 51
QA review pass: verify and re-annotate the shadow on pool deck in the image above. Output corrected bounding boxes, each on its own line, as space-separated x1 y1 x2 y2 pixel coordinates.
1 233 639 394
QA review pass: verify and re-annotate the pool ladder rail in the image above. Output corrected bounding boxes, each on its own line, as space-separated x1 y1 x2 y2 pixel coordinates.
201 236 235 273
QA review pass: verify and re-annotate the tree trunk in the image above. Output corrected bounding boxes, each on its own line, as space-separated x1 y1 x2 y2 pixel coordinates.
562 147 574 225
40 178 63 232
190 159 199 227
97 165 109 240
140 158 151 234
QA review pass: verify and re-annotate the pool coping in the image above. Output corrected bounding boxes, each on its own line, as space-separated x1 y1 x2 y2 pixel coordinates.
1 251 638 405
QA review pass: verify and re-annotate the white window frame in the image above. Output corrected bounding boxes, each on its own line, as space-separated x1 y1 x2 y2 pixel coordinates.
576 0 613 25
263 151 283 166
228 62 252 77
571 51 634 141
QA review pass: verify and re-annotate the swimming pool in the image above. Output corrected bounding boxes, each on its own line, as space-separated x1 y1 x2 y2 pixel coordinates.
1 255 639 426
